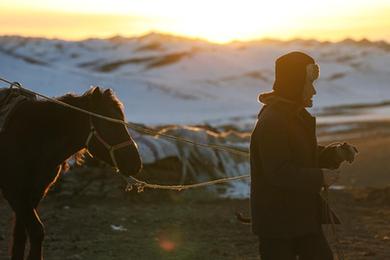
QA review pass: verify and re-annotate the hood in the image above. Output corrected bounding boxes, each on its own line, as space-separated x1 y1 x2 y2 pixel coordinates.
272 51 315 103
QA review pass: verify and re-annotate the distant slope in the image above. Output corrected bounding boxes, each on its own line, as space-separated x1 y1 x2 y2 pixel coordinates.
1 34 390 125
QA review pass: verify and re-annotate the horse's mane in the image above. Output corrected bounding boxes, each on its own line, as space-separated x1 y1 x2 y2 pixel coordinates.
58 151 84 172
53 87 126 172
99 89 126 119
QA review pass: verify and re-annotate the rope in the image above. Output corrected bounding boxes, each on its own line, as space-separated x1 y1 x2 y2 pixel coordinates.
322 187 345 260
0 76 251 191
0 77 249 157
126 175 250 192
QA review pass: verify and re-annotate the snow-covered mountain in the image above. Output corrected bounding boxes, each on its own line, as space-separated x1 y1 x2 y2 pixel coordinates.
1 33 389 198
1 33 389 126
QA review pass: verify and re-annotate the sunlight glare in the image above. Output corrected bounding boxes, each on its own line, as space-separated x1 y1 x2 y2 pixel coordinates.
1 0 389 42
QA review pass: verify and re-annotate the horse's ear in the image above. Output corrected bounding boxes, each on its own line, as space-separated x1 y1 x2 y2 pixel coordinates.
83 86 100 97
103 88 113 96
90 86 102 99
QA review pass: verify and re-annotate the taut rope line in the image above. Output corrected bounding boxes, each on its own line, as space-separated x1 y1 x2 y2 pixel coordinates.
0 77 251 191
0 77 249 157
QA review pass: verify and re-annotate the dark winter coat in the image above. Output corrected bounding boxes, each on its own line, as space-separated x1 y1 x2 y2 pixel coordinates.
250 98 341 238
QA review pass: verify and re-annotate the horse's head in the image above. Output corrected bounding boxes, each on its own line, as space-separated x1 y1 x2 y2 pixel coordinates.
83 86 142 176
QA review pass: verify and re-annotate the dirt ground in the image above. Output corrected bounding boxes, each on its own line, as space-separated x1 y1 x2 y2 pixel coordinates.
0 190 389 260
0 123 390 260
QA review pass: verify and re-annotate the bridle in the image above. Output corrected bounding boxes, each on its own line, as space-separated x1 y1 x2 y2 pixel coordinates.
85 116 135 172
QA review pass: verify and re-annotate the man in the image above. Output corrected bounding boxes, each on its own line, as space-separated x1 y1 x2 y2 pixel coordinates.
250 51 357 259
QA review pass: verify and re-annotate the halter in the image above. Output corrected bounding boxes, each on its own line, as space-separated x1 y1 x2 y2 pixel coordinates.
85 116 135 172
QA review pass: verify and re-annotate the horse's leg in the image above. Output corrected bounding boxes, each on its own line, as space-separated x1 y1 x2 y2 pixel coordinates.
22 207 44 260
9 198 44 260
2 192 28 260
23 166 61 260
10 212 27 260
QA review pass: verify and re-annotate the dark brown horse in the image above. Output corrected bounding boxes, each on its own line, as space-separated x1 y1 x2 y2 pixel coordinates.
0 86 142 260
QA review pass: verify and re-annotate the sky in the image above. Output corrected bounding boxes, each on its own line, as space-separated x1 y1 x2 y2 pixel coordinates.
1 0 389 43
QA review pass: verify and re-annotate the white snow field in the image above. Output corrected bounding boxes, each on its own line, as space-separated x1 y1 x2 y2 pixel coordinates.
1 33 390 125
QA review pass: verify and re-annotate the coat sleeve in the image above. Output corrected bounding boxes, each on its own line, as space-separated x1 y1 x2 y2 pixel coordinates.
317 144 343 169
256 117 324 193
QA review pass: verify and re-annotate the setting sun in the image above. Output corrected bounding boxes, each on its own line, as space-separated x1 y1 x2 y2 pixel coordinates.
1 0 389 42
1 1 390 259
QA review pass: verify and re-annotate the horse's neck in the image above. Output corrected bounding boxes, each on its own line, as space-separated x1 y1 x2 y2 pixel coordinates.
34 96 90 165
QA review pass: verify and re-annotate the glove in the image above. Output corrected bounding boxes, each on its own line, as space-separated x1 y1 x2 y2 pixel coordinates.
335 142 358 163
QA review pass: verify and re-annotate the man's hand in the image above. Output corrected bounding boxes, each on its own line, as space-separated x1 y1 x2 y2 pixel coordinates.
335 142 358 163
322 169 340 187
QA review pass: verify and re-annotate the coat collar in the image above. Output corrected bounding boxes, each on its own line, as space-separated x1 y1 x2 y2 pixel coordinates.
258 92 303 117
258 92 316 134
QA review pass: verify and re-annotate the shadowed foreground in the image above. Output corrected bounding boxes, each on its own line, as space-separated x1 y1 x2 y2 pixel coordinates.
0 189 389 260
1 124 390 259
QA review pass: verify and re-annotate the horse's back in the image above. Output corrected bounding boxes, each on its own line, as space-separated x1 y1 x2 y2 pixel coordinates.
0 87 37 133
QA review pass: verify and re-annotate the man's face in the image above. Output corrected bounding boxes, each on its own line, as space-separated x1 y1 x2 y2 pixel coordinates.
302 64 319 107
302 80 316 107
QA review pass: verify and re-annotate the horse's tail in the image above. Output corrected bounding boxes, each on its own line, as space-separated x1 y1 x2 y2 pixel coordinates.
235 212 251 224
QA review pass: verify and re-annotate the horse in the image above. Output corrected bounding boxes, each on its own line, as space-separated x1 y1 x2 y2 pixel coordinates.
0 86 142 260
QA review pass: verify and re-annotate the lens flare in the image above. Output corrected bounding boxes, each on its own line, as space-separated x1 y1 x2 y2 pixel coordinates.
159 239 176 252
155 228 182 253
